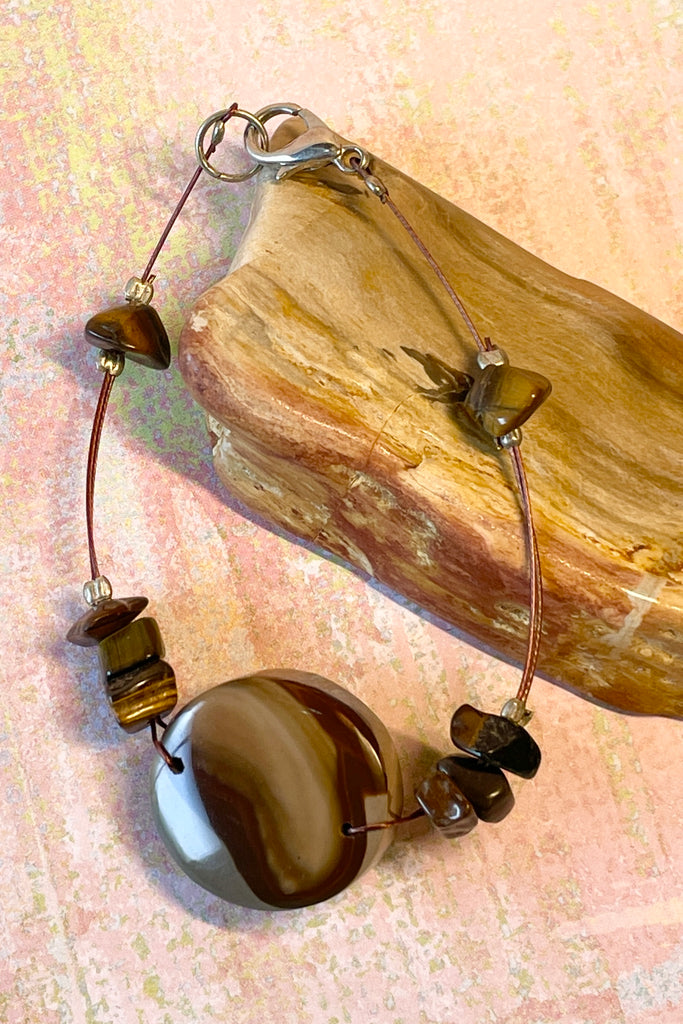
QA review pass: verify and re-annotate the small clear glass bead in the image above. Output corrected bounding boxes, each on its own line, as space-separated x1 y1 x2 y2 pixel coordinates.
83 575 113 607
476 347 508 369
501 697 533 725
124 276 154 304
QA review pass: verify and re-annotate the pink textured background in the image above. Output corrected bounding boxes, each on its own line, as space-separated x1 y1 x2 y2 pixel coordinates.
2 2 682 1022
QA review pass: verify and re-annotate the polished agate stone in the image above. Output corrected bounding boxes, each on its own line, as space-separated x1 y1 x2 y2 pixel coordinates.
66 596 148 647
150 671 403 910
415 769 478 838
98 617 177 732
450 703 541 779
464 363 551 437
437 755 514 822
84 303 171 370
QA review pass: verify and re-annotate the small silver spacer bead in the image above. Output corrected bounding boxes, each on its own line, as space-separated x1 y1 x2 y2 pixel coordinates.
124 276 154 304
497 428 523 449
477 347 508 369
501 697 533 726
97 350 126 376
83 575 113 607
210 120 226 147
363 173 388 199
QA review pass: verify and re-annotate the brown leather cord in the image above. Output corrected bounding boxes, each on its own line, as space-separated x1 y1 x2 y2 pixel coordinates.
84 103 239 580
83 107 239 770
140 102 238 285
342 807 425 835
352 158 544 708
381 192 488 354
510 445 543 704
351 160 486 353
150 717 184 774
341 159 545 836
85 370 116 580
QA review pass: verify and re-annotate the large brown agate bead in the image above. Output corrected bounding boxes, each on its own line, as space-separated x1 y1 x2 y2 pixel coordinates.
84 303 171 370
150 671 403 910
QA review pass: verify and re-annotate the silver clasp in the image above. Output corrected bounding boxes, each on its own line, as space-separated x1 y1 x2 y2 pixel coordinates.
245 103 370 180
195 103 371 184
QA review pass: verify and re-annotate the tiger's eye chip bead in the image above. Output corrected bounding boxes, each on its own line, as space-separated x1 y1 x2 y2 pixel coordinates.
66 596 149 647
464 363 551 438
450 703 541 779
84 303 171 370
97 617 177 733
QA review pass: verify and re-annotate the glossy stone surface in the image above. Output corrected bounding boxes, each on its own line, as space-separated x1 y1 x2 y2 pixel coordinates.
151 671 403 910
98 617 177 732
107 657 177 733
437 755 514 822
415 769 478 838
66 596 148 647
98 616 163 677
463 362 551 437
450 703 541 779
84 302 171 370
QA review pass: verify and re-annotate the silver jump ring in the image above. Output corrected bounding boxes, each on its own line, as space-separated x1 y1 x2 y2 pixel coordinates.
335 145 370 174
195 108 270 183
245 102 304 152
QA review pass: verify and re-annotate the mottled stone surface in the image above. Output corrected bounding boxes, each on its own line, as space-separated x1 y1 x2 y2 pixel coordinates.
450 703 542 779
180 124 683 718
415 769 478 838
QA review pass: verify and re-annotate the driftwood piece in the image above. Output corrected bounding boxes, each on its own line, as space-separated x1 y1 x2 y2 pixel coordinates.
180 123 683 718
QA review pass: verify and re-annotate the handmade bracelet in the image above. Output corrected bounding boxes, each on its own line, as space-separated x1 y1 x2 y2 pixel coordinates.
68 104 551 912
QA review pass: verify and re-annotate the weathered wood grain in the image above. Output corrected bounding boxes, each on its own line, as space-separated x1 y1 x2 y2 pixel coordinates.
179 126 683 718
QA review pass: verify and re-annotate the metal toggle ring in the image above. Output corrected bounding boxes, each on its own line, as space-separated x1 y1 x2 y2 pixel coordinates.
195 108 270 183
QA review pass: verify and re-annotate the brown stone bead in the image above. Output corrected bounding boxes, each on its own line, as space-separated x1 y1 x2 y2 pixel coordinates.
437 755 515 823
66 596 149 647
450 703 541 779
415 769 478 838
84 303 171 370
98 617 164 677
464 363 551 437
106 658 177 733
97 617 177 732
150 671 403 909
